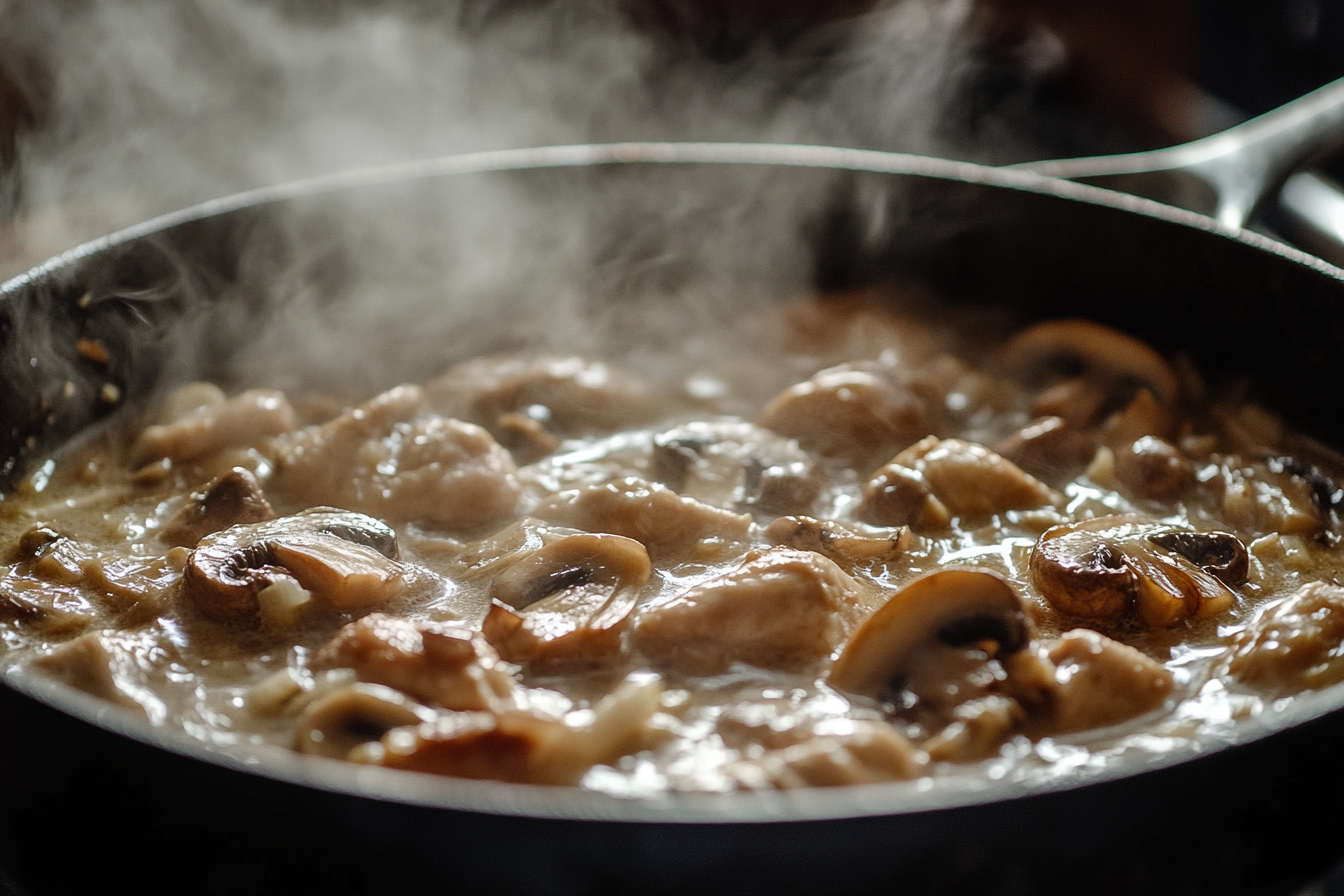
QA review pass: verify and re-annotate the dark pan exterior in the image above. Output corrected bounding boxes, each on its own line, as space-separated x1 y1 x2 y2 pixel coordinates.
3 145 1343 895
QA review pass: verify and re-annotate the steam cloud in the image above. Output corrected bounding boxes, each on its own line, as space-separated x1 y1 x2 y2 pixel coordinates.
0 0 1038 403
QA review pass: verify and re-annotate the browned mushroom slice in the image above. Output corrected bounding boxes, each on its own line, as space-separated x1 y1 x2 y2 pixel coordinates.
294 683 434 760
314 613 516 711
159 467 275 547
827 568 1032 702
763 515 916 567
1030 517 1242 628
758 363 931 469
181 508 414 625
887 436 1059 519
482 533 652 671
364 673 662 785
134 387 296 465
631 548 863 675
1229 581 1344 694
534 477 752 561
1003 319 1179 410
996 416 1098 485
1112 436 1194 502
649 420 821 515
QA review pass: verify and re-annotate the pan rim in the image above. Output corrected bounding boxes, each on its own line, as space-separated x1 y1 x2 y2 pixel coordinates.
4 141 1343 301
4 141 1344 825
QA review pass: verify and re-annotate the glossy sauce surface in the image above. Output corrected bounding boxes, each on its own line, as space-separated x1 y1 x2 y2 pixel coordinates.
4 293 1344 795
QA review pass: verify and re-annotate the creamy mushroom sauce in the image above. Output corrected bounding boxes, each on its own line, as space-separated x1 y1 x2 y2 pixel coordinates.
4 293 1344 796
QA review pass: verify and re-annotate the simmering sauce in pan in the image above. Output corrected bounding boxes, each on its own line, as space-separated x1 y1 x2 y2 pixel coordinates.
3 292 1344 795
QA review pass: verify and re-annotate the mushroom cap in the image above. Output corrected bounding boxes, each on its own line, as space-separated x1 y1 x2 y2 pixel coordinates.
1030 516 1244 627
483 533 652 670
827 568 1032 701
181 508 404 624
1003 320 1179 408
1030 517 1139 621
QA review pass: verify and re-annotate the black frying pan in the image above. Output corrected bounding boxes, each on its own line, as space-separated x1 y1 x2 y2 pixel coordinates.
4 130 1344 895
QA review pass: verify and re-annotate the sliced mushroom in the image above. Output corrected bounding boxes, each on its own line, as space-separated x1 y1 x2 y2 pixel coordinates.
314 613 516 711
294 682 434 760
1030 517 1243 628
856 462 951 531
1003 319 1179 410
159 467 275 547
631 548 863 675
181 508 413 625
365 672 662 785
649 419 821 516
827 568 1032 702
886 436 1059 519
482 533 652 671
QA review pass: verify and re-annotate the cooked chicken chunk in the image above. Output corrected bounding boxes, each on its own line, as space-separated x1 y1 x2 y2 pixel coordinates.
1230 581 1344 694
631 547 863 674
726 720 924 789
535 477 751 561
759 363 931 470
273 385 522 530
134 387 296 465
887 436 1058 519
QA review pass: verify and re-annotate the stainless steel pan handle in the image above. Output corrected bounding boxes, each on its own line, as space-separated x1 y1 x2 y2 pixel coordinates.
1010 77 1344 233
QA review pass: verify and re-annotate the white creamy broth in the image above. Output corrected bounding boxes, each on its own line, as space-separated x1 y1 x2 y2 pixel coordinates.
3 290 1344 796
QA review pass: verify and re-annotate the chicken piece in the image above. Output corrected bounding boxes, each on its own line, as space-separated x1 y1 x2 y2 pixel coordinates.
134 387 296 465
888 436 1058 519
314 613 516 711
535 477 751 561
273 385 522 531
1229 581 1344 694
759 363 932 470
1022 629 1173 735
31 633 146 715
426 355 656 444
726 720 924 789
631 547 863 674
763 515 916 568
649 419 821 515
